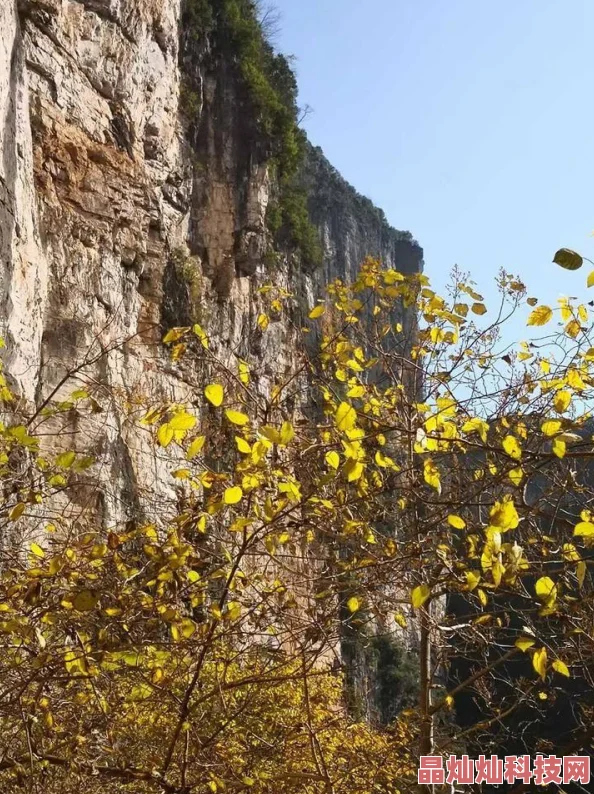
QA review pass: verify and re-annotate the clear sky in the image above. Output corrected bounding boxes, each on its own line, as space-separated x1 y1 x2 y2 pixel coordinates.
272 0 594 325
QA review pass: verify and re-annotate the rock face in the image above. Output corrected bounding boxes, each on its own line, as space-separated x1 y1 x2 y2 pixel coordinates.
304 143 421 285
0 0 423 527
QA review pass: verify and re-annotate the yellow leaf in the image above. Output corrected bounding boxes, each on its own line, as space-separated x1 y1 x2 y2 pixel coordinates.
72 590 99 612
309 305 325 319
335 402 356 432
238 360 250 385
163 327 190 344
563 543 581 562
411 584 431 609
56 451 76 468
171 343 186 362
509 467 524 486
169 411 196 431
204 384 224 407
541 420 562 437
527 305 553 326
64 650 88 676
9 503 25 521
257 313 270 331
227 601 242 620
502 435 522 460
574 521 594 537
492 558 505 587
553 390 571 414
347 383 366 398
192 323 209 349
225 409 249 426
552 438 566 459
280 421 295 445
552 659 570 677
180 618 196 639
30 543 45 558
535 576 557 607
566 319 581 339
471 303 487 315
325 451 340 470
577 560 587 587
559 297 572 321
448 514 466 530
532 647 547 681
489 497 519 531
157 424 174 448
187 436 206 460
587 271 594 288
466 570 480 591
235 436 252 454
394 612 407 628
515 637 536 652
345 460 364 482
224 486 243 505
260 425 280 444
423 459 441 492
461 417 489 442
347 596 361 613
567 369 585 390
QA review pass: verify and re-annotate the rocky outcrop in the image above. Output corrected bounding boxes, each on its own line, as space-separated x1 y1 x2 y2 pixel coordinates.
0 0 423 527
0 0 47 402
304 143 421 285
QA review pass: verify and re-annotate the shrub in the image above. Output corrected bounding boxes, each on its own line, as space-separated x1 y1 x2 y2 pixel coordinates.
182 0 323 266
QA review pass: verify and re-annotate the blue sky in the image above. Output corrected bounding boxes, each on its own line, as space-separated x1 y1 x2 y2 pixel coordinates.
273 0 594 324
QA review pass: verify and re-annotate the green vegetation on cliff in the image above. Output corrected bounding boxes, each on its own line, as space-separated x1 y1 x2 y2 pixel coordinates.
183 0 322 267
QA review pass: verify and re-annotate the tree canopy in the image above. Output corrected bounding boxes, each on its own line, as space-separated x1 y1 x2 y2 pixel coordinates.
1 253 594 791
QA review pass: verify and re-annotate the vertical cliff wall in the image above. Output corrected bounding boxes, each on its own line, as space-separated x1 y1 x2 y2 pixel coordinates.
0 0 423 527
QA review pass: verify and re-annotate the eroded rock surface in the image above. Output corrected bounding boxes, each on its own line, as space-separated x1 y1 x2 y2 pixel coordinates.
0 0 423 527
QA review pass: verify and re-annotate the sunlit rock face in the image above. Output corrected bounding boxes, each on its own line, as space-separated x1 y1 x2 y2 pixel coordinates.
0 0 422 528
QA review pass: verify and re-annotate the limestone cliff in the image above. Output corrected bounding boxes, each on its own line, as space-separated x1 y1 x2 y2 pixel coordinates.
0 0 423 527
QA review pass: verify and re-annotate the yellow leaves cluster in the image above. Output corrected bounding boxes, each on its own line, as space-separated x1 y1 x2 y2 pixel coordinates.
8 258 594 794
461 417 489 443
157 410 197 448
488 497 519 532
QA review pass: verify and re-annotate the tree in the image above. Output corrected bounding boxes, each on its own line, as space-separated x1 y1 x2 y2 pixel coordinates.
1 253 594 792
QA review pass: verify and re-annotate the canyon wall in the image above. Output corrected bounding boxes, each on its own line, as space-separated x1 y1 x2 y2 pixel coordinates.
0 0 423 529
